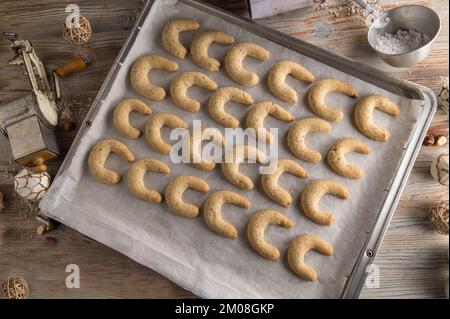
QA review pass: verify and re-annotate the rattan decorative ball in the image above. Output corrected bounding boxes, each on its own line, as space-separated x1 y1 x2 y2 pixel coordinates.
1 276 29 299
428 200 449 235
63 15 92 45
437 77 449 115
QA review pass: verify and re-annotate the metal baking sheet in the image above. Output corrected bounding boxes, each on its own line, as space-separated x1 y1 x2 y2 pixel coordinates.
40 0 436 298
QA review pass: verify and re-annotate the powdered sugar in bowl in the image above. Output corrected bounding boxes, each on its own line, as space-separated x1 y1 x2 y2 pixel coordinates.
368 5 441 67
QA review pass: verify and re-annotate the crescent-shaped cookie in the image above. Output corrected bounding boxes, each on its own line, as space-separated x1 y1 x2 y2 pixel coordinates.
165 175 209 218
203 190 251 238
300 179 349 226
130 55 179 100
307 78 358 122
261 158 309 207
113 99 151 139
190 128 224 171
221 145 266 190
170 71 218 112
88 139 135 185
191 30 235 71
247 210 294 260
162 19 200 59
287 118 332 163
224 42 270 86
268 60 315 104
327 138 371 179
246 101 295 143
208 87 253 128
145 112 189 154
127 158 171 203
354 95 400 142
287 235 334 281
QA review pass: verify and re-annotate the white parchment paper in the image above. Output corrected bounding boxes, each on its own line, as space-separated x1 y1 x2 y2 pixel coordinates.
40 0 424 298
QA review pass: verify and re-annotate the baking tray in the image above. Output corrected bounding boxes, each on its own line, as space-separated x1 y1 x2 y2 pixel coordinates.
44 0 437 298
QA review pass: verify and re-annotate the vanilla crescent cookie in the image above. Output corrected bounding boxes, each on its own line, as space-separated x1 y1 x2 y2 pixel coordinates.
287 118 332 163
300 179 349 226
145 112 189 154
190 128 224 171
203 190 251 238
208 87 253 128
307 78 359 122
130 55 179 100
327 138 371 179
246 101 295 144
287 235 334 281
247 210 294 261
224 42 270 86
354 95 400 142
113 99 151 139
268 60 315 104
191 30 235 71
88 139 135 185
170 71 218 112
221 145 266 190
261 158 309 207
165 175 209 218
162 19 200 59
127 158 171 203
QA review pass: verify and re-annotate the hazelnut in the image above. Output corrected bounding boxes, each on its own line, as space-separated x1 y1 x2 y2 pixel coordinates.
423 134 435 146
436 135 448 146
36 225 46 235
46 237 57 245
62 119 75 131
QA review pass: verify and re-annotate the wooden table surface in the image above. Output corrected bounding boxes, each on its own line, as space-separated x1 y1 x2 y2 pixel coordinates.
0 0 448 299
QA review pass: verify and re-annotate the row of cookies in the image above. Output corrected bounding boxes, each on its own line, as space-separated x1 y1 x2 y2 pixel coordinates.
113 98 371 182
87 138 333 281
161 18 313 98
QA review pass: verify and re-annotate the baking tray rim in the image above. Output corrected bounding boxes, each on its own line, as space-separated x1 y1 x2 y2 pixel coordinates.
43 0 437 299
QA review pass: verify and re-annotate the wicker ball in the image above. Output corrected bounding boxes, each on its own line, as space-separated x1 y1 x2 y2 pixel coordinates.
63 15 92 45
428 200 449 235
437 77 449 115
1 276 29 299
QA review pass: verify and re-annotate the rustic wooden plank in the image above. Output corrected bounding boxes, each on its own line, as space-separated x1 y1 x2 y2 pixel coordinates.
0 0 448 299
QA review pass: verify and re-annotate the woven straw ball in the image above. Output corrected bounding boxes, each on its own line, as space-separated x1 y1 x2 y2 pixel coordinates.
1 276 29 299
63 15 92 45
428 200 449 235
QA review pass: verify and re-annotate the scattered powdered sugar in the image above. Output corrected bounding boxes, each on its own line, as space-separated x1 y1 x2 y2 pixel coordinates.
374 29 430 54
313 0 383 26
